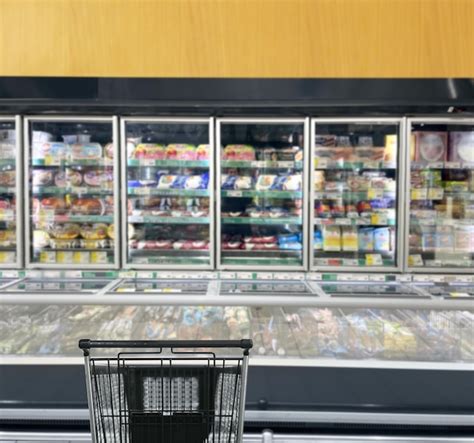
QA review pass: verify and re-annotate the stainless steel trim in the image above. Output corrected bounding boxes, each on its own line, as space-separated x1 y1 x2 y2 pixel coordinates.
310 118 404 273
309 118 316 269
397 118 407 272
216 118 307 271
238 353 250 442
15 115 23 268
112 116 120 269
209 116 216 269
120 117 214 270
216 119 223 268
23 117 32 269
302 117 310 270
405 117 474 274
83 354 97 443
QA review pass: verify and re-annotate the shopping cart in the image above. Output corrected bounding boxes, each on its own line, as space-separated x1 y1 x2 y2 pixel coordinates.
79 339 252 443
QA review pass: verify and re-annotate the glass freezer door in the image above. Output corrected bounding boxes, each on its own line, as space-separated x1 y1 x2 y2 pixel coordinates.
0 117 21 268
217 119 308 269
311 119 401 270
407 119 474 272
112 279 210 294
122 119 213 268
3 278 112 293
25 117 119 268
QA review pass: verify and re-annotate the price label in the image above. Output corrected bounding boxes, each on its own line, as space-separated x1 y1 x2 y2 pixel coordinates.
369 274 386 282
227 191 243 197
411 189 428 200
119 270 137 278
408 254 424 266
338 274 355 281
335 218 351 225
40 251 56 264
72 187 88 194
2 270 18 278
38 209 55 220
25 283 42 290
428 188 444 200
137 271 154 279
367 189 383 200
342 259 359 266
44 155 60 166
430 162 444 169
133 188 150 195
91 251 108 264
365 161 378 169
371 213 388 225
279 161 294 168
44 282 61 290
143 159 156 166
65 283 82 291
450 292 470 298
220 272 236 279
236 272 253 280
256 272 273 280
73 252 90 264
366 254 383 266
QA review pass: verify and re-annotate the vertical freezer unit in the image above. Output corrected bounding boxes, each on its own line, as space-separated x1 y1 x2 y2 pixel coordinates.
406 118 474 272
121 118 214 269
24 117 120 269
0 116 22 268
310 119 403 271
216 118 308 270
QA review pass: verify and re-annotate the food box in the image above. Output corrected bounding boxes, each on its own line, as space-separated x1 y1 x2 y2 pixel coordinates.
323 226 341 251
413 132 448 163
449 132 474 163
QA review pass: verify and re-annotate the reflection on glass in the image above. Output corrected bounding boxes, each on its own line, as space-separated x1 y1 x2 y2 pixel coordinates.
313 122 399 268
219 121 305 268
28 120 116 267
408 123 474 269
125 121 212 267
0 120 17 265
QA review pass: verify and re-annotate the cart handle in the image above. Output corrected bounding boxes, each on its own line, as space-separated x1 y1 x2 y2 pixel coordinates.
79 339 253 356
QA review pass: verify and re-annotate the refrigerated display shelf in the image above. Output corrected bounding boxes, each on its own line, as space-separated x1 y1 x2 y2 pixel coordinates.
32 186 113 195
411 161 474 170
411 219 474 227
33 248 114 252
314 217 396 227
127 159 209 168
222 217 302 225
314 161 396 170
0 158 16 166
31 215 114 223
314 190 396 200
0 187 16 194
128 188 209 197
129 249 209 255
314 257 395 267
222 258 302 266
128 215 209 224
411 190 474 201
130 257 210 265
32 159 114 167
221 160 303 169
221 190 302 198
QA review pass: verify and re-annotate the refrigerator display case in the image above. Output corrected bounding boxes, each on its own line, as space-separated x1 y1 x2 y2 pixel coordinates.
217 119 308 270
406 118 474 273
310 119 403 271
121 118 214 269
24 117 119 269
0 116 21 268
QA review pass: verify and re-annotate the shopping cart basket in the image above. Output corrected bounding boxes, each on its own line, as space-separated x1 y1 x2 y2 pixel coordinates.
79 339 253 443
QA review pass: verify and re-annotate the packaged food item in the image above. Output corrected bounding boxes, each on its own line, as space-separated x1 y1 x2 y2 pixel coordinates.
244 236 277 244
354 147 384 162
80 223 108 240
357 201 372 214
315 135 337 147
73 251 90 264
374 227 391 252
282 174 302 191
166 144 196 160
32 142 67 160
384 135 397 163
49 239 78 249
454 227 474 252
70 143 103 161
40 197 67 213
0 199 11 210
256 175 277 191
313 230 323 250
222 241 242 250
330 200 345 217
279 242 302 250
155 240 173 249
278 233 301 244
196 144 210 160
278 147 302 161
50 223 81 240
191 241 209 250
132 144 166 159
84 171 113 188
336 136 351 147
234 176 252 190
104 143 114 160
348 175 370 191
346 204 358 218
314 147 354 161
222 145 255 161
436 228 454 252
342 227 358 251
184 173 209 190
79 239 110 249
358 228 374 251
358 136 373 147
323 226 341 251
242 243 279 251
0 141 15 159
316 201 331 218
314 171 325 191
0 171 15 187
448 132 474 162
157 175 178 189
70 198 105 215
32 169 53 186
0 129 16 141
54 169 82 187
0 230 16 246
414 132 448 163
258 147 278 161
444 181 469 192
268 207 288 218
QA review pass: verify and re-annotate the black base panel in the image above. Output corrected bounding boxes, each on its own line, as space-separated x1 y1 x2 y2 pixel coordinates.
0 364 473 415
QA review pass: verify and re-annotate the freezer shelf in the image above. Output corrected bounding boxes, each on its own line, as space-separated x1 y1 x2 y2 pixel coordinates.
218 119 307 269
123 119 213 268
0 303 472 364
25 117 118 268
311 120 401 270
407 119 474 272
0 117 20 268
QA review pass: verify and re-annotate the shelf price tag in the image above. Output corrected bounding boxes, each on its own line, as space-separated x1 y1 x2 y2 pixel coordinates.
342 259 360 266
315 158 328 169
279 161 294 168
445 162 461 169
44 282 61 290
430 162 444 169
335 218 351 225
44 155 60 166
40 251 56 264
411 189 428 200
366 254 383 266
227 191 243 197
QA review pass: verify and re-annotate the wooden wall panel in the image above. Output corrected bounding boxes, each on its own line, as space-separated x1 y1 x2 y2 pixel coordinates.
0 0 473 77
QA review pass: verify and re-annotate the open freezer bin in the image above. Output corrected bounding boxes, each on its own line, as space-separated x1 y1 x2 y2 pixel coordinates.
24 116 119 269
122 118 214 269
217 119 308 270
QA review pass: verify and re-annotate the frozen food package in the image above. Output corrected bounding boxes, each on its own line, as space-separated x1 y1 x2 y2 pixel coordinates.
221 174 238 190
157 175 178 189
374 227 391 252
70 198 105 215
166 144 196 160
54 169 82 187
0 141 15 159
278 233 301 244
436 228 454 252
278 147 302 161
358 227 374 252
242 243 279 251
282 174 302 191
0 171 15 187
80 223 108 240
234 176 253 190
354 147 385 161
358 136 373 147
384 134 397 163
279 242 302 250
256 175 277 191
132 144 166 159
184 172 209 190
314 171 325 190
40 197 67 213
84 170 113 188
244 235 277 244
222 145 255 161
454 227 474 252
313 229 323 250
50 223 81 240
33 230 50 248
323 226 341 251
315 135 337 147
342 226 358 252
104 143 114 160
414 132 448 163
222 241 242 250
32 169 53 186
196 144 210 160
32 142 68 160
449 132 474 163
70 143 103 161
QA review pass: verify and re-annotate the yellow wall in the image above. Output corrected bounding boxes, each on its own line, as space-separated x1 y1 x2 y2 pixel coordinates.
0 0 473 78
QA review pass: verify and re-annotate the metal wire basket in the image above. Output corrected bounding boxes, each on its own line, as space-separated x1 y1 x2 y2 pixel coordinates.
79 339 253 443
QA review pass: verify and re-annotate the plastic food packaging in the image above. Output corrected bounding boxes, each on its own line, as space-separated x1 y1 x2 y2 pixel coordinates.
256 175 277 191
32 170 53 186
384 135 397 163
242 243 279 251
184 173 209 190
32 142 67 160
32 131 53 143
374 227 391 252
449 132 474 163
234 176 252 190
314 171 325 191
70 143 103 161
342 226 358 251
222 241 242 250
222 145 255 161
80 223 108 240
166 144 196 160
282 174 302 191
196 144 210 160
157 175 177 189
313 230 323 250
132 144 166 160
104 143 114 159
279 242 302 250
50 223 81 240
71 198 105 215
84 171 113 188
323 226 342 251
358 228 374 252
40 197 67 213
33 230 50 248
414 132 448 163
244 236 277 244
